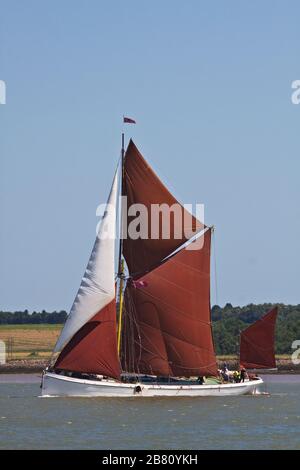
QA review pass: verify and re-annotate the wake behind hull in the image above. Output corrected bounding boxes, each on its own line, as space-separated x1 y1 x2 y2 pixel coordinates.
41 372 263 397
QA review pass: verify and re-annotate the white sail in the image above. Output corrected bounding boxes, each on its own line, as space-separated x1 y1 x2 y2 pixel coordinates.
54 170 118 353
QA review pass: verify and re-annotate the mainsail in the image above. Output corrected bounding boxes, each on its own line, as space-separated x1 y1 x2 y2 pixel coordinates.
123 140 204 276
53 170 120 379
121 228 218 377
239 307 278 370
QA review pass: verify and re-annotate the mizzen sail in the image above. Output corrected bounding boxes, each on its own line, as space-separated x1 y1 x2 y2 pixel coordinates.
240 307 278 370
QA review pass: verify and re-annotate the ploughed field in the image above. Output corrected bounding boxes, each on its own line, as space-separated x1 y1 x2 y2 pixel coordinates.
0 324 62 360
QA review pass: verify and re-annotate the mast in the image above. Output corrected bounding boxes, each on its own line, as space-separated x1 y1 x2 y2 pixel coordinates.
118 132 125 277
117 118 136 355
117 132 125 355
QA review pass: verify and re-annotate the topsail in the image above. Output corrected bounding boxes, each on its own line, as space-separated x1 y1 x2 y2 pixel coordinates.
123 140 204 276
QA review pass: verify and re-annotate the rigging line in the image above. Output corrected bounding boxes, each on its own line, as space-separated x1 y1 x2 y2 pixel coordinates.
212 226 219 307
122 287 142 373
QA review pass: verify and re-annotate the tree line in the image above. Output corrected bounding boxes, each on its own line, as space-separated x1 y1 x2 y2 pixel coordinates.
0 310 67 324
0 303 299 355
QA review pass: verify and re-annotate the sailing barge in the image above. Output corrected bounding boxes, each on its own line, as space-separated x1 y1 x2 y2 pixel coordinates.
42 136 276 397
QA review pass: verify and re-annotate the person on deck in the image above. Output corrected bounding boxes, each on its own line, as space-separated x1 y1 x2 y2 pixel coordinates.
221 363 230 382
240 366 247 383
233 370 240 383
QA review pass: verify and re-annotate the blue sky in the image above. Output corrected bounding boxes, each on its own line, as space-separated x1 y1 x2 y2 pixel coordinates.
1 1 300 311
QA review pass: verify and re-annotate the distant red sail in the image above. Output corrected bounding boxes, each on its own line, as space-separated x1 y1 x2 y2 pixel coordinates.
123 140 204 276
55 299 121 379
121 229 218 378
123 117 136 124
240 307 278 370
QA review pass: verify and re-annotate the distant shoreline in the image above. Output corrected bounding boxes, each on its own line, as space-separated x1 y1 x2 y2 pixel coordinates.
1 358 299 374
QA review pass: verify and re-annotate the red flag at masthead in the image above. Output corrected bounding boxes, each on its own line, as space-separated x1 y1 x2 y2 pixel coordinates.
123 116 136 124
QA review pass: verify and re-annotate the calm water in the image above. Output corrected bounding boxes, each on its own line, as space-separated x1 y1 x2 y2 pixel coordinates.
0 374 299 449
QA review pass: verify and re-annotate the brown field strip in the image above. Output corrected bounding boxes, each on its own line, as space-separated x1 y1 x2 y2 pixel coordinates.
0 325 62 359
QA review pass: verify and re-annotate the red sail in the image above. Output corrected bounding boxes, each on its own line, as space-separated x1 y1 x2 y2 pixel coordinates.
122 229 218 377
123 140 204 276
240 307 278 370
55 299 121 379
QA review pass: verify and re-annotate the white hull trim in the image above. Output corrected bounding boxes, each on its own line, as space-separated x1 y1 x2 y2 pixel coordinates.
41 372 263 397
